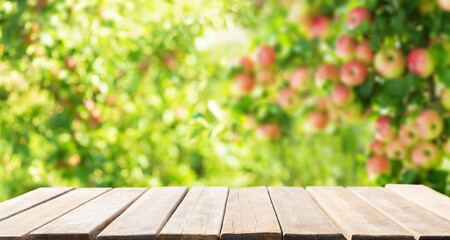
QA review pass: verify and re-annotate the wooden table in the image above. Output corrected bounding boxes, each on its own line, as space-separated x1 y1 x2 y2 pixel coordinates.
0 185 449 240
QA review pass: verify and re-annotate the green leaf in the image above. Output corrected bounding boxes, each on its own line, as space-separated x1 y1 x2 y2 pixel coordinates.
355 77 375 99
399 169 418 184
429 43 448 68
382 80 408 97
389 159 404 178
438 68 450 87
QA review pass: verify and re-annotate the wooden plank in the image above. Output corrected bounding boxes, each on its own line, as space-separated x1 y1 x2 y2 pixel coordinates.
158 186 228 240
385 184 450 221
221 186 281 240
0 188 110 240
28 188 147 240
97 187 188 240
268 187 344 240
0 187 74 221
348 187 450 240
306 186 414 240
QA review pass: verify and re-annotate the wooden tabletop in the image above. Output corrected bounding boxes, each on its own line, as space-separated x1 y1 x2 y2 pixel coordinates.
0 185 449 240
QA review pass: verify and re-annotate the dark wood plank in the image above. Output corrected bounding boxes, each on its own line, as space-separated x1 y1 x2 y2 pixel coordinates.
268 187 344 240
0 188 110 240
385 184 450 221
28 188 147 240
349 187 450 240
221 187 281 240
0 187 74 221
306 186 414 240
97 187 188 240
158 187 228 240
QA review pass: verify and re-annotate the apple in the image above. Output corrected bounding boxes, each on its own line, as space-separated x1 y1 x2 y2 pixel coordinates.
304 111 328 132
386 138 407 160
256 69 276 87
398 124 420 146
67 154 81 167
138 60 149 72
375 116 396 142
233 56 253 73
163 53 178 71
91 109 101 119
308 15 330 38
336 35 357 59
107 95 116 106
340 60 367 86
406 48 435 78
355 40 374 64
255 45 276 67
366 155 390 175
415 109 443 140
332 85 352 106
65 56 77 70
30 22 41 33
438 0 450 11
289 67 311 91
232 74 255 93
441 89 450 110
369 140 385 156
257 123 281 138
83 99 95 112
412 141 441 169
374 48 406 79
278 88 300 109
348 6 371 30
315 64 339 87
429 37 447 47
174 106 189 120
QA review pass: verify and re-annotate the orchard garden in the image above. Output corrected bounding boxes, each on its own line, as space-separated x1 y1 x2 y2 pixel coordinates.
0 0 450 200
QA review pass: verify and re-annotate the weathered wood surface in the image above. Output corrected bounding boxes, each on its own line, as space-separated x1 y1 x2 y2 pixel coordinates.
268 187 344 240
221 187 281 240
306 186 414 240
349 187 450 240
0 188 110 240
98 187 188 240
158 186 228 240
0 187 74 221
386 184 450 221
28 188 147 240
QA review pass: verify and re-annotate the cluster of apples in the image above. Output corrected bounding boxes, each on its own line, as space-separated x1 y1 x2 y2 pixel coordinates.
82 99 103 127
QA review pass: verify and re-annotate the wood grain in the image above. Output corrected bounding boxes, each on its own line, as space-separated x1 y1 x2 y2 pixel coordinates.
385 184 450 221
158 187 228 240
221 187 281 240
0 188 109 240
97 187 188 240
28 188 147 240
348 187 450 240
0 187 74 221
306 186 414 240
268 187 344 240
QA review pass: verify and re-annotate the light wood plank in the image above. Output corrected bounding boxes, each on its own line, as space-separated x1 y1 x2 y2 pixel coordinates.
158 186 228 240
0 187 74 221
28 188 147 240
385 184 450 221
0 188 110 240
97 187 188 240
348 187 450 240
221 187 281 240
268 187 344 240
306 186 414 240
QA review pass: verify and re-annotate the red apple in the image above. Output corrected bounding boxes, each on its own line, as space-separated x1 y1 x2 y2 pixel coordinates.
257 123 281 138
336 35 357 60
67 154 81 167
441 89 450 110
340 60 367 86
407 48 435 78
415 109 443 140
289 67 311 91
375 116 396 142
438 0 450 11
332 85 352 106
91 108 101 119
386 138 407 160
107 95 116 106
232 74 255 93
398 124 420 146
256 69 276 87
138 60 149 72
366 155 390 175
348 6 371 30
278 88 300 109
304 111 328 132
429 37 447 47
355 40 374 64
255 45 276 67
315 64 339 87
412 141 441 169
233 56 253 73
83 99 95 112
65 56 77 70
374 48 406 79
163 53 178 71
308 15 330 38
369 140 385 156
